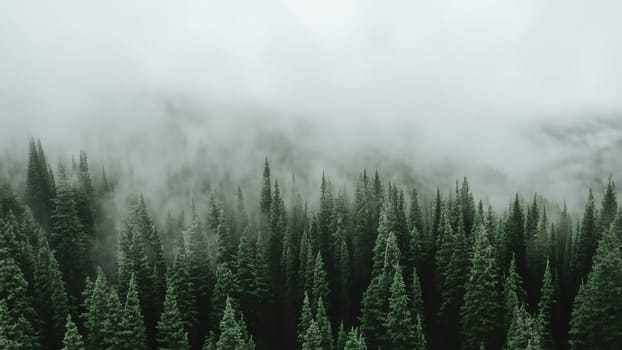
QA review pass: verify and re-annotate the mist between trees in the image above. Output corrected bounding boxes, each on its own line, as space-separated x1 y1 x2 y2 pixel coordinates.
0 138 620 350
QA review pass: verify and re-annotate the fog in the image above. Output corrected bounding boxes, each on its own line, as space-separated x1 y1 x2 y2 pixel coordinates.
1 0 622 212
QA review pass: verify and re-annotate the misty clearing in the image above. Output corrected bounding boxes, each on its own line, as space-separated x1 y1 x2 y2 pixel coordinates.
1 1 622 350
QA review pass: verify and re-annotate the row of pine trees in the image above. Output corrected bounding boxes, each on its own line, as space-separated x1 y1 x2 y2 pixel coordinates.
0 138 621 349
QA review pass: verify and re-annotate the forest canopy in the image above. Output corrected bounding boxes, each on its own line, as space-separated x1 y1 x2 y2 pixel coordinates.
0 138 620 349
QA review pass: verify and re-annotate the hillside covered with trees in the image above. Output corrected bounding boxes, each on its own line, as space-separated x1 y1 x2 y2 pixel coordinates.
0 138 621 350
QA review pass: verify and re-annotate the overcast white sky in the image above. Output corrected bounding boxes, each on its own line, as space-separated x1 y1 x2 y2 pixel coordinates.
0 0 621 193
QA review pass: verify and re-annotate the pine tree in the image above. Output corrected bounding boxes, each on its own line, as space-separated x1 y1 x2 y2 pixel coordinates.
537 259 555 350
157 278 190 350
33 240 69 350
236 227 256 320
61 315 85 350
302 320 322 350
460 224 503 350
216 209 234 266
343 328 367 350
312 252 329 311
25 139 54 230
203 331 216 350
504 195 525 278
413 314 427 350
102 288 124 350
298 292 313 347
185 214 212 344
410 267 424 323
315 298 333 350
504 255 526 336
569 213 622 349
0 300 22 349
599 176 617 235
385 266 416 350
118 274 147 350
0 246 38 349
505 304 540 350
216 297 246 350
260 158 272 219
169 248 196 334
336 322 346 350
50 166 89 301
571 190 598 287
211 263 240 328
437 206 469 349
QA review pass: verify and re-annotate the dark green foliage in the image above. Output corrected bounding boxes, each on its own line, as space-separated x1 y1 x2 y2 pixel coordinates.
211 263 240 328
571 190 598 287
504 255 527 336
118 274 147 350
169 246 196 334
385 265 416 350
599 177 617 234
61 315 85 350
410 266 424 325
537 259 555 350
343 328 367 350
312 252 329 311
505 304 541 350
302 320 322 350
336 322 346 350
217 297 246 350
437 205 469 349
50 166 90 300
298 292 313 347
260 158 272 219
569 213 622 349
25 139 55 230
33 240 69 349
157 278 190 350
315 298 333 350
504 194 526 279
460 224 503 350
0 246 38 349
236 227 256 321
9 145 622 350
185 214 213 344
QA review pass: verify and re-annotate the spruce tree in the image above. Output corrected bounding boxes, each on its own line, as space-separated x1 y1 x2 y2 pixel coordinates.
236 227 256 321
33 240 69 350
410 267 424 324
460 224 503 350
302 320 322 350
336 322 346 350
312 252 329 311
343 328 367 350
216 297 245 350
211 263 240 328
0 246 38 349
61 315 85 350
385 266 416 350
315 298 333 350
170 248 196 334
537 259 555 350
504 255 526 336
571 190 598 287
118 274 147 350
157 278 190 350
50 166 89 301
298 292 313 347
569 213 622 349
185 214 212 344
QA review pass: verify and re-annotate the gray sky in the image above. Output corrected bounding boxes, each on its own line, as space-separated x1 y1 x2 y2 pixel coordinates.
1 0 621 209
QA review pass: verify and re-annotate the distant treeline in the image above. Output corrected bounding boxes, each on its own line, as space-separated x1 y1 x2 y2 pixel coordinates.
0 138 620 350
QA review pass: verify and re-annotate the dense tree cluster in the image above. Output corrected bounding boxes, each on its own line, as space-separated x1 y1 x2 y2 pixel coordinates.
0 139 620 349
